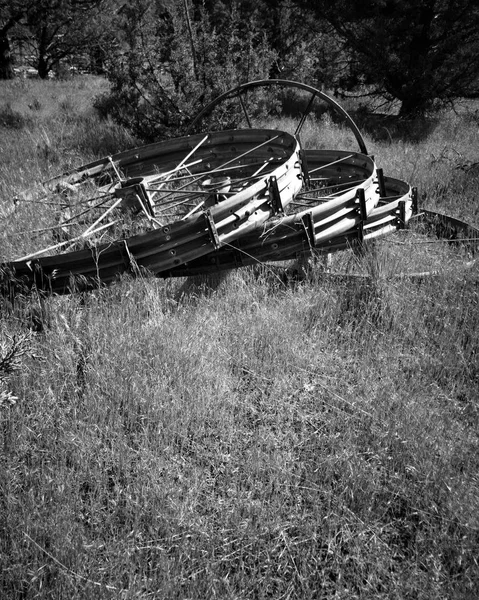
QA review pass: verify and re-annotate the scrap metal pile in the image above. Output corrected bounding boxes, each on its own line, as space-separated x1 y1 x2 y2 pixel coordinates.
1 80 475 296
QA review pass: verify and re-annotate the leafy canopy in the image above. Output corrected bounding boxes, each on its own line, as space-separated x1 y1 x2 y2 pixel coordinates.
291 0 479 115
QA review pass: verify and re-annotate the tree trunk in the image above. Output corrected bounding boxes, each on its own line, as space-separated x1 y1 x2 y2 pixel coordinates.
37 55 50 79
398 90 428 118
0 14 25 80
0 32 15 79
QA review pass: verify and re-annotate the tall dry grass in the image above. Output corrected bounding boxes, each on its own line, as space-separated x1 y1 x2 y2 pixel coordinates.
0 77 478 599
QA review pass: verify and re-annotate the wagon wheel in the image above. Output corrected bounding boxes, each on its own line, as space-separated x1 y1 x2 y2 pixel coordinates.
186 79 378 258
188 79 368 155
189 81 479 282
5 129 298 264
1 128 303 294
156 168 411 279
189 79 372 222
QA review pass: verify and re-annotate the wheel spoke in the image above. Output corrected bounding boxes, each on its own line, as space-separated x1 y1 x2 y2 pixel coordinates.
295 91 317 136
187 79 368 154
15 220 119 262
5 127 303 288
238 92 252 128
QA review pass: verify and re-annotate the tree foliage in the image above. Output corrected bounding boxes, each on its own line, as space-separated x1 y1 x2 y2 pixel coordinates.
0 0 108 79
291 0 479 116
96 0 279 141
3 0 479 125
0 1 24 78
24 0 107 78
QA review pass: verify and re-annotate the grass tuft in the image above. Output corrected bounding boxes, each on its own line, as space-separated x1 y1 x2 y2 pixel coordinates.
0 104 31 129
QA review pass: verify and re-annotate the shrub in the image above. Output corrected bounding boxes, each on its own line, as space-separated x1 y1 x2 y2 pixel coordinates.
97 1 277 141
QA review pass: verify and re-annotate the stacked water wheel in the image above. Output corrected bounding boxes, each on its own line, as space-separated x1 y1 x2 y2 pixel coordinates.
2 80 476 296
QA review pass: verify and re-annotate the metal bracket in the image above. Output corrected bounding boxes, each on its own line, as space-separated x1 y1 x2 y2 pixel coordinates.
350 220 365 257
355 188 367 221
300 211 316 249
114 178 154 217
411 186 418 215
268 176 284 214
205 209 220 249
397 200 406 229
357 220 365 244
377 168 387 198
299 148 311 187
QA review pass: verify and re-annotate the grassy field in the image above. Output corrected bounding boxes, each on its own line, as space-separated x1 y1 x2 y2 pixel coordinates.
1 76 478 599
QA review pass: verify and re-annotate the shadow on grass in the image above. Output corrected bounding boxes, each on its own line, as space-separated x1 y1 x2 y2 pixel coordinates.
350 108 439 143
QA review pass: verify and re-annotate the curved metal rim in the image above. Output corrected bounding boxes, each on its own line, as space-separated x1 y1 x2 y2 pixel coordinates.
155 189 479 282
158 171 409 279
187 79 368 155
321 208 479 282
1 130 304 294
411 209 479 238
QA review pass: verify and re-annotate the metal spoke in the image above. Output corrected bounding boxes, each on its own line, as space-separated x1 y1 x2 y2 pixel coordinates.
151 139 279 207
187 79 368 155
238 92 252 128
16 220 119 262
295 92 317 136
309 155 356 175
148 160 276 185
